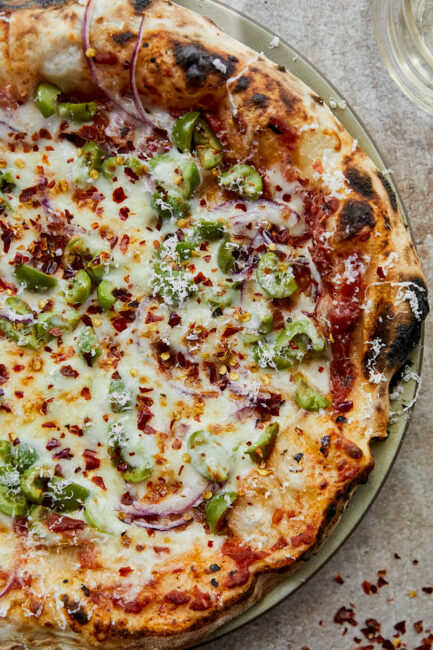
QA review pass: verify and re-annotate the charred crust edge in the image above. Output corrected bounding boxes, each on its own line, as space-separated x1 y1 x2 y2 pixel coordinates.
338 199 376 239
377 171 398 211
345 166 376 199
386 278 429 367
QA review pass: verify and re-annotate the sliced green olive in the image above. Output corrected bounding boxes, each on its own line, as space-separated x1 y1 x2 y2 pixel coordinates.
0 171 15 193
109 378 134 413
46 476 90 512
13 444 38 473
188 430 231 483
14 264 57 292
273 319 325 370
86 253 109 285
172 111 200 152
81 141 103 172
256 252 297 299
102 157 118 179
77 326 101 365
97 280 116 311
217 238 237 274
36 308 81 342
219 164 263 201
205 281 240 309
124 156 147 176
151 263 196 306
56 101 98 123
194 220 225 241
175 240 196 262
151 190 190 220
20 466 52 504
205 491 238 534
68 269 91 304
193 118 224 169
0 441 12 464
181 160 200 198
295 381 330 411
243 314 274 344
0 465 28 517
247 423 279 463
35 82 61 118
0 318 39 349
84 496 114 533
123 464 153 483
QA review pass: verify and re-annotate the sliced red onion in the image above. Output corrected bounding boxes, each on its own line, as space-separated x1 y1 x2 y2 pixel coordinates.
0 120 20 136
121 513 193 531
130 15 155 130
0 570 20 599
0 311 35 325
119 478 210 517
82 0 151 125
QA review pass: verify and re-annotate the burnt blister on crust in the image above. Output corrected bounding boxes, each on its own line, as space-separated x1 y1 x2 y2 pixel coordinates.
234 75 250 93
113 30 135 45
377 171 398 211
345 166 376 199
363 278 429 377
386 278 429 367
130 0 151 12
174 42 237 87
338 199 376 239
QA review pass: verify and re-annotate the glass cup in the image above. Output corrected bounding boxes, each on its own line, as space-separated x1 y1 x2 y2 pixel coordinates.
374 0 433 114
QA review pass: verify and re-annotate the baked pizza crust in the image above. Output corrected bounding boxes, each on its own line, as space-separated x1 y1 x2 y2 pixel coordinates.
0 0 428 647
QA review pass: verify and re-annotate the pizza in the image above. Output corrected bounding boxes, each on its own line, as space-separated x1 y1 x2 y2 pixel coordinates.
0 0 428 647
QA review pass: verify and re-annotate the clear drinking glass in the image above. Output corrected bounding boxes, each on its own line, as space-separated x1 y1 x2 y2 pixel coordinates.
374 0 433 114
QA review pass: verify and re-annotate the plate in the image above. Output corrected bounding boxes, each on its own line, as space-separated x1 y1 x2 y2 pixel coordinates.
0 0 424 645
169 0 424 645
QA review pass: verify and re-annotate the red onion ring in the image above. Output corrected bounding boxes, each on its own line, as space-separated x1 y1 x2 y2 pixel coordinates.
0 570 20 599
119 478 210 517
130 14 155 130
121 513 193 531
0 311 35 325
82 0 151 125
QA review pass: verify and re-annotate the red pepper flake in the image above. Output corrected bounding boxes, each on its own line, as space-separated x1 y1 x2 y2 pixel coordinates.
52 448 73 460
44 513 86 533
394 621 406 634
153 546 170 554
68 424 84 437
422 587 433 594
112 595 149 614
119 234 130 253
13 364 24 372
119 206 130 221
91 476 106 490
172 439 182 450
414 621 424 634
145 312 164 323
119 567 133 577
377 266 385 279
168 311 181 327
377 575 388 588
41 421 56 429
333 606 357 627
222 325 242 338
0 364 9 385
270 537 288 552
80 387 91 401
83 449 100 471
333 574 345 585
193 271 206 284
112 187 127 204
60 365 79 378
137 410 153 431
48 327 63 337
112 317 127 332
46 438 60 450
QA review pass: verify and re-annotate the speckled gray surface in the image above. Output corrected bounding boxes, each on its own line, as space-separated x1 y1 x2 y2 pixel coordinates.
202 1 433 649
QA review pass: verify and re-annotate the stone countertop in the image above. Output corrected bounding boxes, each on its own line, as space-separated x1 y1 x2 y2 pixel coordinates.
204 1 433 649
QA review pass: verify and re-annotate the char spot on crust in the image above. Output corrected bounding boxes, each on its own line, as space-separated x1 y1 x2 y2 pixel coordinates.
234 76 250 93
113 30 135 45
345 167 376 199
377 171 398 211
338 200 376 239
386 279 429 367
174 42 236 87
130 0 151 12
251 93 269 107
61 596 90 625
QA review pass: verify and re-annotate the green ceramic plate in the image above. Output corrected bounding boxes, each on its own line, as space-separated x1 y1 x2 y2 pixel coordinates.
170 0 423 645
0 0 423 644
